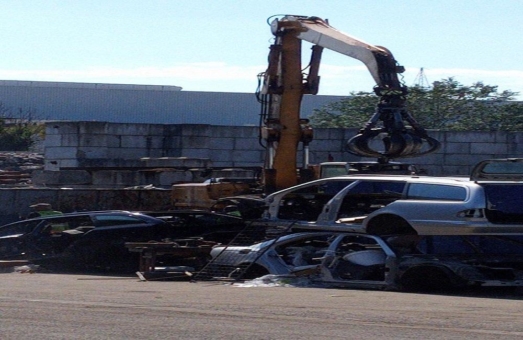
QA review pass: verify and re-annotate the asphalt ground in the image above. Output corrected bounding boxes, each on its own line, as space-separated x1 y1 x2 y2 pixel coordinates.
2 271 523 340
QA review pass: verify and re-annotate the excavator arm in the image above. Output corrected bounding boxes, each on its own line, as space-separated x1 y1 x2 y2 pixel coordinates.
257 15 440 192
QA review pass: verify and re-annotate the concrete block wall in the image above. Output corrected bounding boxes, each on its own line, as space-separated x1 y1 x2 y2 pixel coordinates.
44 122 523 177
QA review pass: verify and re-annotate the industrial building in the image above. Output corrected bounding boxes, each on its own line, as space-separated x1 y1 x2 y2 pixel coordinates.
0 80 345 126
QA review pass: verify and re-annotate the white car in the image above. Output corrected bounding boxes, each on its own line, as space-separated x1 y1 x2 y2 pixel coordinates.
209 232 523 291
262 158 523 236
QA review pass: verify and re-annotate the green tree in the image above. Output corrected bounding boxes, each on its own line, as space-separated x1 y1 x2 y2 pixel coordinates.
310 78 523 131
0 103 45 151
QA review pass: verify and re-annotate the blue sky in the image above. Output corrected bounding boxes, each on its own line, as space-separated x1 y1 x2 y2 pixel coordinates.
1 1 522 98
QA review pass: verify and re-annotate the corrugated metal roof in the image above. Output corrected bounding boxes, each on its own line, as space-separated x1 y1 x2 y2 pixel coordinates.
0 80 346 126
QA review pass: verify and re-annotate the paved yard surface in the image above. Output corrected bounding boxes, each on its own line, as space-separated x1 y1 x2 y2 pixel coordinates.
1 271 523 339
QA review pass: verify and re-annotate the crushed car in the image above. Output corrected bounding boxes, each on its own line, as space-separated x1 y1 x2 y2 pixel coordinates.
260 158 523 236
0 210 250 272
0 211 173 272
208 232 523 291
141 210 248 244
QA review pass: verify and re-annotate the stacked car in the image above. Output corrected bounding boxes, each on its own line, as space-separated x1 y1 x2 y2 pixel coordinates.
207 158 523 291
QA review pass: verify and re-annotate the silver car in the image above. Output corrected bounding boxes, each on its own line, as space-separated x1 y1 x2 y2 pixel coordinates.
262 158 523 236
209 232 523 291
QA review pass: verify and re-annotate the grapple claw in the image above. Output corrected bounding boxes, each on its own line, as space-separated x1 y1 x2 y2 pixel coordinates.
347 130 440 159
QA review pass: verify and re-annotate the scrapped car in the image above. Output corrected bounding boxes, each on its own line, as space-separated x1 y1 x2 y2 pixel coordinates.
0 211 172 271
141 210 248 244
261 158 523 236
209 232 523 291
209 196 266 220
0 209 249 272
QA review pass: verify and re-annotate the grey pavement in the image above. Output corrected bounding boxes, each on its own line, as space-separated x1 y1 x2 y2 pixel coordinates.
1 271 523 339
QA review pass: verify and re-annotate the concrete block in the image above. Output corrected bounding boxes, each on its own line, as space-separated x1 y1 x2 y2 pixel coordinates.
470 143 508 155
156 171 195 186
107 123 151 135
144 149 165 158
79 121 108 135
92 170 138 187
444 142 470 154
120 135 147 148
209 168 258 178
182 136 210 148
107 147 146 160
58 159 80 168
231 150 262 164
235 126 259 138
233 138 262 151
181 125 211 137
45 146 79 159
106 135 122 148
60 134 80 147
163 147 183 158
446 131 496 143
44 134 62 147
342 128 361 140
32 170 92 186
181 148 210 161
77 158 110 168
140 157 212 168
312 140 344 152
79 134 108 147
162 136 183 150
46 122 79 135
163 125 182 137
145 124 166 136
145 137 165 150
444 154 488 166
44 160 60 171
399 152 441 165
210 126 240 138
441 165 471 176
209 138 235 150
77 147 108 159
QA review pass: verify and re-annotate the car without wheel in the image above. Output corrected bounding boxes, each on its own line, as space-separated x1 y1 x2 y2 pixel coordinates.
0 211 172 271
0 210 249 272
209 232 523 291
260 158 523 236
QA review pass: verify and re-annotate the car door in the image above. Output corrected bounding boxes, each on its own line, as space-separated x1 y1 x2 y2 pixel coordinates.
319 234 396 289
267 233 334 273
0 219 42 259
266 178 356 221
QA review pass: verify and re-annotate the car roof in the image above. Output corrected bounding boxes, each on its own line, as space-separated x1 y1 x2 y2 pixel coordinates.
0 210 161 228
265 174 476 198
470 158 523 182
342 174 474 185
278 174 470 189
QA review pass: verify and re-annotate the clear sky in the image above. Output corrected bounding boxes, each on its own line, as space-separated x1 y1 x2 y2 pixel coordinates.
1 1 522 98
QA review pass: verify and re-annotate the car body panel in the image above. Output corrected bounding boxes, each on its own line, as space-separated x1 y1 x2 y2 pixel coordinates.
210 232 523 291
261 165 523 235
0 211 170 266
142 210 247 244
470 158 523 181
0 209 248 272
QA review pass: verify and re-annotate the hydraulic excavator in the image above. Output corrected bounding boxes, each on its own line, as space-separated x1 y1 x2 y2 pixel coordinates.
256 15 440 192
